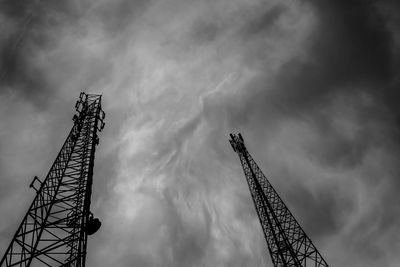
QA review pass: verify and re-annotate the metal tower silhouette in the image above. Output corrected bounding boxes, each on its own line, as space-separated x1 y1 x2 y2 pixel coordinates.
0 93 105 267
229 133 328 267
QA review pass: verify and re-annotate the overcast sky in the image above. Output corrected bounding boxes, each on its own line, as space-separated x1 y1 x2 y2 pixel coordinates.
1 0 400 266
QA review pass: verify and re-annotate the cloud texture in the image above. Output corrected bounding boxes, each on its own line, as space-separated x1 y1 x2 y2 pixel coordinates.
1 0 400 266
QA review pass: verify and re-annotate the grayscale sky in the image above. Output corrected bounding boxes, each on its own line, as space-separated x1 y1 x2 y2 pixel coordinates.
0 0 400 266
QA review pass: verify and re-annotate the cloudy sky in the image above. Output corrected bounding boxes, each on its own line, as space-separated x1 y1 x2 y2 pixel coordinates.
1 0 400 266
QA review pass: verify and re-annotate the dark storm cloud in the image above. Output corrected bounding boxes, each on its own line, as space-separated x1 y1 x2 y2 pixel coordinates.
309 0 394 82
273 0 398 113
236 0 398 115
0 0 82 106
226 0 397 115
274 0 400 181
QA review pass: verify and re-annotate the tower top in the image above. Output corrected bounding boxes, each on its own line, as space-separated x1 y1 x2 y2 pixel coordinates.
229 133 245 152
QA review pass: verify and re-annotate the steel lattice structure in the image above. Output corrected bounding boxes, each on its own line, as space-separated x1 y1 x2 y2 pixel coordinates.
229 133 328 267
0 93 105 267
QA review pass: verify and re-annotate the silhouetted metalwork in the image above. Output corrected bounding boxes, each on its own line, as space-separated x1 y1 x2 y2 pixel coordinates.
229 133 328 267
0 93 105 267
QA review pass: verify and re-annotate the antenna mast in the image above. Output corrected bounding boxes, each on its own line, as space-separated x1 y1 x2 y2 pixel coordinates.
0 93 105 267
229 133 329 267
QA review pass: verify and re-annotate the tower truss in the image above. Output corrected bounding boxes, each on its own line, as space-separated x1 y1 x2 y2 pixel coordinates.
229 133 328 267
0 93 105 267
